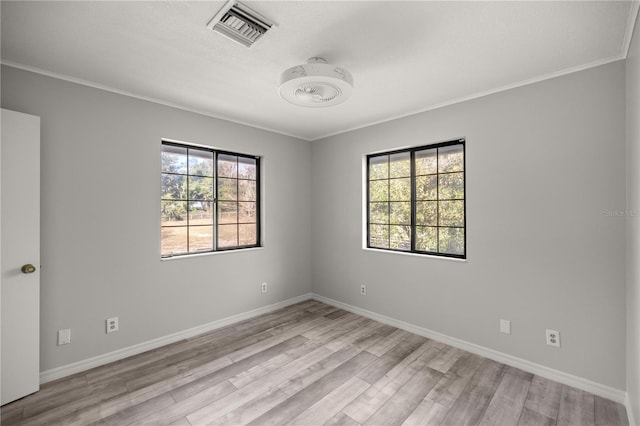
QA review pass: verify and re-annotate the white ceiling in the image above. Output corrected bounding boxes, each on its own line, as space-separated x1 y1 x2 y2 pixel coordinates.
1 1 638 141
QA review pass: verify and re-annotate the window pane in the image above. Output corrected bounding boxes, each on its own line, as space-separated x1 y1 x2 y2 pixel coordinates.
218 154 238 178
218 178 238 201
369 180 388 202
161 143 261 256
366 140 464 258
161 201 187 226
188 176 214 201
239 223 257 245
369 156 388 180
416 175 437 200
416 201 437 226
238 180 256 201
161 226 187 256
161 145 187 174
439 227 465 255
238 202 256 223
439 172 464 200
390 202 410 225
218 201 238 224
389 152 410 178
439 200 464 227
188 149 213 177
438 145 463 173
369 224 389 248
238 157 257 179
415 149 437 175
188 202 213 225
390 225 411 250
369 202 389 224
389 178 410 201
416 226 437 252
218 224 238 248
161 173 186 200
189 226 213 252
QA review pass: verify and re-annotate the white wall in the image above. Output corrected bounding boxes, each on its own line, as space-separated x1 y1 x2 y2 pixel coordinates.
311 61 627 390
0 65 312 372
627 7 640 424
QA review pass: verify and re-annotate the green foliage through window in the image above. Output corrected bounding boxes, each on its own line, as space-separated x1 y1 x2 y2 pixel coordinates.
161 142 260 257
367 139 465 258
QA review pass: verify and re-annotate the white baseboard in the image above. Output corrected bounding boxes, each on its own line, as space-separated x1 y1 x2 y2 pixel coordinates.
627 393 638 426
310 293 627 405
39 293 313 384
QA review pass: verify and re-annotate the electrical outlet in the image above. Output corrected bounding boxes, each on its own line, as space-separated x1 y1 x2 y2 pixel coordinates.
500 319 511 335
106 317 119 334
57 328 71 345
360 284 366 296
261 282 268 293
546 329 560 347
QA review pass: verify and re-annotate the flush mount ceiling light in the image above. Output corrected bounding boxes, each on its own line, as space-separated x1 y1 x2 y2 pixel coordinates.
279 57 354 107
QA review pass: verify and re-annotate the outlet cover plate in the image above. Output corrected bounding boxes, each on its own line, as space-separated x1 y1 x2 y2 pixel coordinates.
106 317 119 334
500 319 511 335
58 328 71 345
546 329 560 347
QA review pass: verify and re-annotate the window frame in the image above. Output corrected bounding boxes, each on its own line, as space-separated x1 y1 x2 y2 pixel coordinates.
161 140 261 258
366 138 466 259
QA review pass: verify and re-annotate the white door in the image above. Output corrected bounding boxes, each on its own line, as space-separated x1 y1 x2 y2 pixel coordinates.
1 109 40 405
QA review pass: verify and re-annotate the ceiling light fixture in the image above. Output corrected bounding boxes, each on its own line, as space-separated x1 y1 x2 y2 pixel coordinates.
279 57 354 107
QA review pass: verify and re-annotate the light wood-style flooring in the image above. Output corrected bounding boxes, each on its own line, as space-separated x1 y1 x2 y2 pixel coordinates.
0 300 629 426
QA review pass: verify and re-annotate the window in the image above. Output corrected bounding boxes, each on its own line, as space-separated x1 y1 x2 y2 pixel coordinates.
161 141 260 257
367 139 465 259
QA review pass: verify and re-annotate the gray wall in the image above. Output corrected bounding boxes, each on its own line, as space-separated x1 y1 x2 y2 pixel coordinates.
1 66 312 372
310 61 627 390
0 58 630 393
627 9 640 424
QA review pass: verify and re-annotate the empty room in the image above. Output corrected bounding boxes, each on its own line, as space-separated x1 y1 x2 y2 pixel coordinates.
1 1 639 425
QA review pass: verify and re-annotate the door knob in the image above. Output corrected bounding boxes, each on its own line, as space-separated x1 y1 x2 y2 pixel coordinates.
21 264 36 274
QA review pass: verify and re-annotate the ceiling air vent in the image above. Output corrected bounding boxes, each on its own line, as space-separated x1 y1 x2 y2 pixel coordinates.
207 0 276 48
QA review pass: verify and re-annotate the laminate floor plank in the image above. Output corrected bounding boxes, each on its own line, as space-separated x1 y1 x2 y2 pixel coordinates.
226 316 330 362
363 366 442 425
357 338 437 385
1 300 628 426
324 412 362 426
92 392 176 426
478 371 531 426
557 385 596 426
286 376 370 425
185 346 337 424
426 351 484 408
324 308 350 320
366 328 414 357
301 313 365 340
342 344 439 424
595 395 629 426
208 388 290 426
133 380 236 425
401 397 449 426
247 351 377 426
169 335 308 402
518 407 556 426
522 375 563 421
167 417 191 426
440 359 506 426
275 346 361 397
426 345 464 374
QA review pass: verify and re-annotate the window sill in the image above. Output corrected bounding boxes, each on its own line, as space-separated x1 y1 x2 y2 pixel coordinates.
362 247 467 262
160 246 264 261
